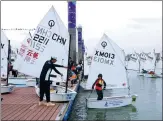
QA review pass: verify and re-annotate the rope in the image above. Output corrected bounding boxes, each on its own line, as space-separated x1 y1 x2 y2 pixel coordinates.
88 90 93 98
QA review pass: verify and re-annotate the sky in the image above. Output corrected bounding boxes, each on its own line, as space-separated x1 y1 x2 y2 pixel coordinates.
1 1 162 54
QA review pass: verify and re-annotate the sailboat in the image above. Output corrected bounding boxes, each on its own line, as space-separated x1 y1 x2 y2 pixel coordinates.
85 34 137 109
126 51 139 72
14 6 77 101
1 30 15 93
13 32 37 86
143 50 161 78
84 52 92 78
136 52 146 76
155 51 162 77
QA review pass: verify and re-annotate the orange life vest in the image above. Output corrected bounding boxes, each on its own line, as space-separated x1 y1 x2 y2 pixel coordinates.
95 79 104 90
69 74 77 80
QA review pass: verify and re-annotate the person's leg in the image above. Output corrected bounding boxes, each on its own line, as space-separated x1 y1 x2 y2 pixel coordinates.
39 81 45 105
96 90 103 100
14 71 16 77
45 81 55 106
96 90 100 100
71 79 74 87
99 90 103 100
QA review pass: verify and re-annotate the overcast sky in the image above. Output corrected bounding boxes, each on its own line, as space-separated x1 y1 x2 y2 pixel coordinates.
1 1 162 54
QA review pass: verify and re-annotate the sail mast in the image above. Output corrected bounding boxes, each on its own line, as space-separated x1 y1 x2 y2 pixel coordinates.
123 50 130 95
153 49 156 73
65 34 72 93
6 40 10 86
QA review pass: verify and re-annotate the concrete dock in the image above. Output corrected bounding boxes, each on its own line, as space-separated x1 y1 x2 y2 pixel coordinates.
1 82 79 121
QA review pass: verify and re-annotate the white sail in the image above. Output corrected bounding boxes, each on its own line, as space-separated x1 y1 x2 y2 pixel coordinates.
156 51 162 69
155 51 162 75
138 52 146 71
84 53 91 76
126 51 139 71
86 34 128 90
106 36 126 66
143 51 156 71
1 31 9 78
15 6 69 80
13 33 32 71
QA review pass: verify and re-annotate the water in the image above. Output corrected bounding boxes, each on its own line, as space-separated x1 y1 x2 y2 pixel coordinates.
69 71 162 120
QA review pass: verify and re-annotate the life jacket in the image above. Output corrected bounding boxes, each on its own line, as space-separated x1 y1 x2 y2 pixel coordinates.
69 73 77 80
71 65 76 71
148 71 155 75
95 79 104 90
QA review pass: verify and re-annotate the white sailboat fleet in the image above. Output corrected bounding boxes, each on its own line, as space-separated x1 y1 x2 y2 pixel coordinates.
85 34 137 109
13 6 77 101
126 49 162 78
1 5 161 109
1 30 15 93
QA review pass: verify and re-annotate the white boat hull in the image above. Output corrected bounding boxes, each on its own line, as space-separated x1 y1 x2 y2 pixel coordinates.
80 81 87 89
26 79 36 87
86 94 137 109
35 85 77 102
144 73 161 78
137 72 144 76
1 84 15 94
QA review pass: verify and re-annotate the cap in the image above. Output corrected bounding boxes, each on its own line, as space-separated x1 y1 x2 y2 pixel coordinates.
51 56 57 60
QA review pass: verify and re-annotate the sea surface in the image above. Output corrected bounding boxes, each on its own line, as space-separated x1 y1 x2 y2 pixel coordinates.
69 71 162 120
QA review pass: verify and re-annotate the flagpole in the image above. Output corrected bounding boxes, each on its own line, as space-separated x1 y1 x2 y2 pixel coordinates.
65 34 72 93
6 40 10 86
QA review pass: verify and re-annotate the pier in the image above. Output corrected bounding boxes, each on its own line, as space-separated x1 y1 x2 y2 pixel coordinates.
1 81 79 121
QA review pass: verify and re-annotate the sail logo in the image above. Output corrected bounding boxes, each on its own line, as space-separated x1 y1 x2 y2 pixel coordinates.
145 53 153 60
101 41 107 49
48 20 55 29
130 54 137 62
139 53 146 61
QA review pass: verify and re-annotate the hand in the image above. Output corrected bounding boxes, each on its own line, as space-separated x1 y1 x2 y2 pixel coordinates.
103 87 106 90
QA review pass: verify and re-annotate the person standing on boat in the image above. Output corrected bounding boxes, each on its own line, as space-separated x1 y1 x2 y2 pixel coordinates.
92 74 106 100
39 57 67 106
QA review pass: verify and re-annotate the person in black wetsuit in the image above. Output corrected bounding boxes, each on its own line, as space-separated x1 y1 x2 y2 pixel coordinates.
39 57 67 106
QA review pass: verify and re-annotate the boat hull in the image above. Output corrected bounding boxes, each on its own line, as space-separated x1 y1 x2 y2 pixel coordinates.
1 84 15 94
86 94 137 109
137 72 144 76
144 73 161 78
35 85 77 102
26 79 36 87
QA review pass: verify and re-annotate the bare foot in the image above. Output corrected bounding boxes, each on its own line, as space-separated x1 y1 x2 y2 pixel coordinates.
47 102 55 106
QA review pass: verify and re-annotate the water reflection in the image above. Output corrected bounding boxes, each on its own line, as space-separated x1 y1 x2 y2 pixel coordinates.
87 105 137 120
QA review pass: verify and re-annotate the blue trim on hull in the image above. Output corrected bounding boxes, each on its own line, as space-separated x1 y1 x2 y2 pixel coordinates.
63 82 80 121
